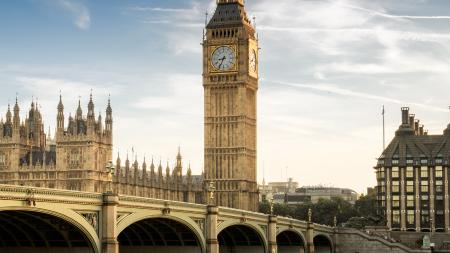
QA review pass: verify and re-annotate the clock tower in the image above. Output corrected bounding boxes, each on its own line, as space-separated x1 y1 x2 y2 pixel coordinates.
203 0 258 211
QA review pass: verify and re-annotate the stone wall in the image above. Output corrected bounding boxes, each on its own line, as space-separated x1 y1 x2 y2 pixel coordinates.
390 232 450 251
336 229 431 253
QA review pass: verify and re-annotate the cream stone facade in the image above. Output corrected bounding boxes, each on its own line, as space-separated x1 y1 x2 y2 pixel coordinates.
203 0 259 211
0 95 204 204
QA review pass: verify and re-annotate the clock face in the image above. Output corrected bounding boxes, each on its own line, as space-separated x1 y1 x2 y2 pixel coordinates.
249 49 257 73
212 46 236 71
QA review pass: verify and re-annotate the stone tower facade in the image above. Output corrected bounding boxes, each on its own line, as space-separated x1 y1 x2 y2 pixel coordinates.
55 94 113 192
203 0 259 211
0 94 204 204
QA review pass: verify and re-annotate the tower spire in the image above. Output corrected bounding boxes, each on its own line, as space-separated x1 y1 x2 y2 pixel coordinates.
76 96 82 119
217 0 244 6
88 90 95 118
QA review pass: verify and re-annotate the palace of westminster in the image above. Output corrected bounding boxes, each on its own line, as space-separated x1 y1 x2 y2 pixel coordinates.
1 0 450 236
0 0 259 212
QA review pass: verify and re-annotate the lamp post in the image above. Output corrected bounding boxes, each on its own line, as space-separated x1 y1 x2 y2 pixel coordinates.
208 181 216 206
105 161 115 193
269 196 274 215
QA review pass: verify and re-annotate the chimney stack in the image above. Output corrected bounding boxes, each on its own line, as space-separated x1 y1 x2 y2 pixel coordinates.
409 114 415 130
414 120 420 135
419 125 424 136
401 107 410 125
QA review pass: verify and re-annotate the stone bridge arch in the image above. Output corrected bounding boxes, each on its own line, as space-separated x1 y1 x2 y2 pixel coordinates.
313 233 334 253
117 211 206 253
277 228 306 253
217 221 268 253
0 206 101 253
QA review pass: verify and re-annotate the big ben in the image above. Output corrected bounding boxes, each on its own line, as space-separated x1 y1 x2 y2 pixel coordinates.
203 0 258 211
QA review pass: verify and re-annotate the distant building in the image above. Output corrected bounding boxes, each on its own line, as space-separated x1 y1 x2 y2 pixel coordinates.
273 186 358 205
375 107 450 232
259 178 298 202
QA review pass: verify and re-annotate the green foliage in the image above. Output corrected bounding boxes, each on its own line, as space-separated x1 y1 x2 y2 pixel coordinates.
258 193 383 229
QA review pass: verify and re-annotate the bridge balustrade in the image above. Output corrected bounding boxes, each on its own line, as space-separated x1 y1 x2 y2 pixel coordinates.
0 185 336 253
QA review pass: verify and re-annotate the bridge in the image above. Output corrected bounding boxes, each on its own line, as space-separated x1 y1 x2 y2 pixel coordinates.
0 184 336 253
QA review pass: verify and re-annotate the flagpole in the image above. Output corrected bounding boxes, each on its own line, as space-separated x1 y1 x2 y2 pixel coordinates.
382 105 386 151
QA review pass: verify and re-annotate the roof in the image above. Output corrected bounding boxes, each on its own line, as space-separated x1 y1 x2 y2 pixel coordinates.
377 108 450 167
206 1 253 29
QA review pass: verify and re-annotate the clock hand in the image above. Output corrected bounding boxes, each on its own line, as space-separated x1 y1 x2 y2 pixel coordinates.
218 56 226 68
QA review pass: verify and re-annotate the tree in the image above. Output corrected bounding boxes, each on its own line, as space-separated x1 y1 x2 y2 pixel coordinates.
257 194 383 229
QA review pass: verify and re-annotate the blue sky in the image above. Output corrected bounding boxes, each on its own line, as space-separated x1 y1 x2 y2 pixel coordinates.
1 0 450 193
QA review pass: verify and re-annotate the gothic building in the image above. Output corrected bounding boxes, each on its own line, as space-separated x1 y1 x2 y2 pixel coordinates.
203 0 259 211
0 0 258 211
376 107 450 232
0 95 204 203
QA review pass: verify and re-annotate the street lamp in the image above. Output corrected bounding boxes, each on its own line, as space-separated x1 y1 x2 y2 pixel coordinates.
106 161 115 193
269 196 274 215
208 181 216 206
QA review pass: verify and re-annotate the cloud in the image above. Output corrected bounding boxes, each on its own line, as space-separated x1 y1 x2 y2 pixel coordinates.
133 74 202 115
339 2 450 20
271 80 448 112
16 76 122 98
128 7 191 12
56 0 91 30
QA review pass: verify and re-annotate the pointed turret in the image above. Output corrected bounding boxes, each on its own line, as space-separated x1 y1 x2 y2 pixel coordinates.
87 91 95 118
6 103 12 123
158 160 163 182
57 93 65 136
97 112 103 134
76 98 83 119
3 104 12 137
87 92 95 135
187 163 192 177
133 156 139 183
105 96 113 138
165 161 171 183
125 153 130 183
13 96 20 128
116 152 122 178
176 147 183 178
142 156 147 184
150 158 156 185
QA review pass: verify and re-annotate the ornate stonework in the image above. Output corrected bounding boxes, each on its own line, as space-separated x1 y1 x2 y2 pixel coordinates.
0 95 204 204
202 0 259 212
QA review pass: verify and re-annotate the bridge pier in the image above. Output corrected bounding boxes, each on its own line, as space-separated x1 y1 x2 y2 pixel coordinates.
268 215 278 253
102 193 119 253
206 205 219 253
307 222 315 253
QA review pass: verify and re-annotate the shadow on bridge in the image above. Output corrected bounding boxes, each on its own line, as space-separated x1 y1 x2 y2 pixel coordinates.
0 210 95 253
118 217 202 253
277 230 306 253
218 224 266 253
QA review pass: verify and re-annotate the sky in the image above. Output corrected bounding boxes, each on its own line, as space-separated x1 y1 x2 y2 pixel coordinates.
1 0 450 194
